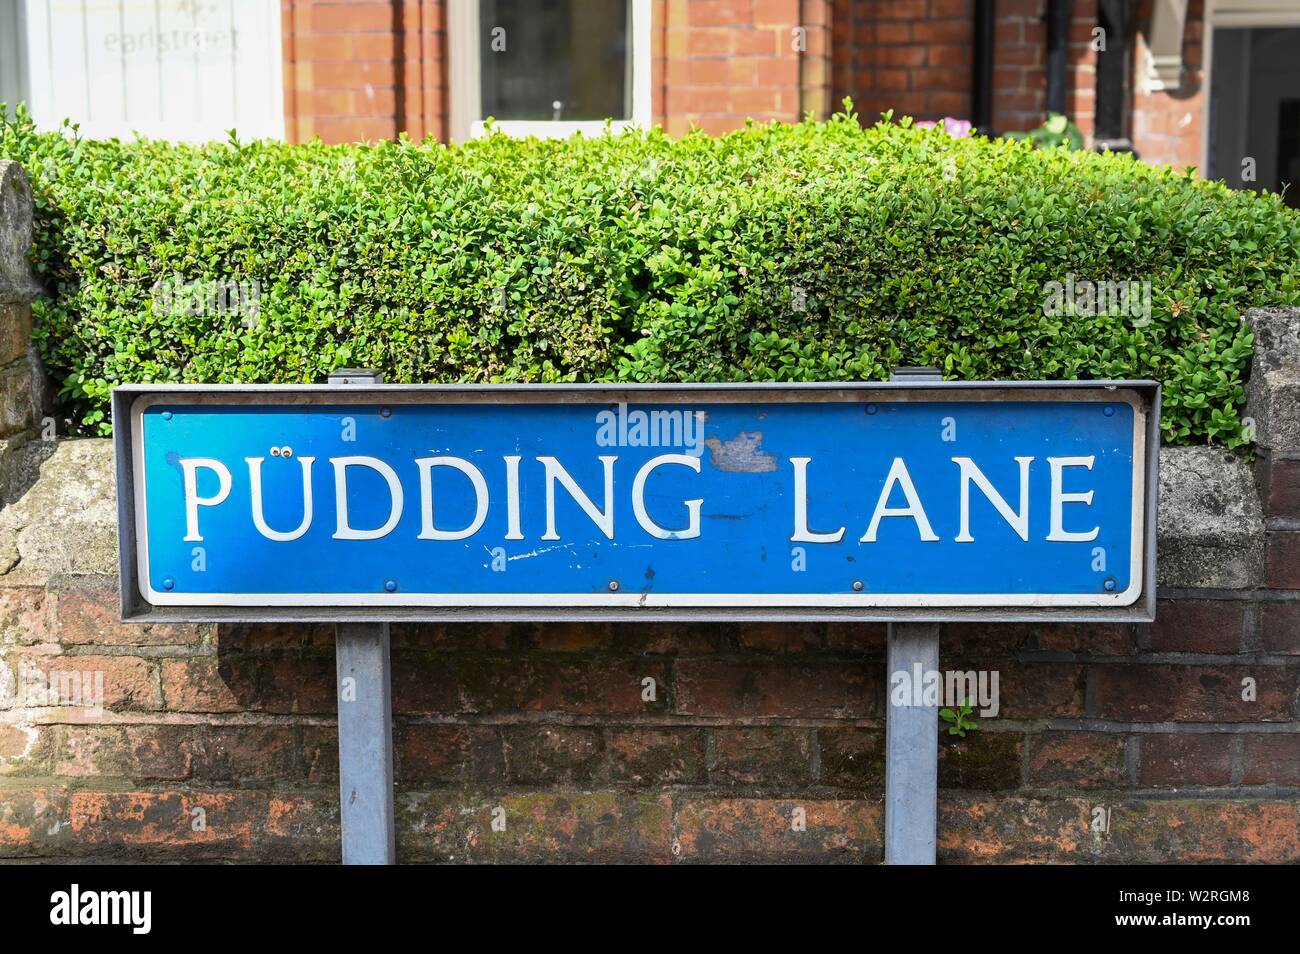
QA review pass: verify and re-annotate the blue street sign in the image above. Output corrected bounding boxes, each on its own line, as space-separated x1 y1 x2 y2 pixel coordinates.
113 382 1158 622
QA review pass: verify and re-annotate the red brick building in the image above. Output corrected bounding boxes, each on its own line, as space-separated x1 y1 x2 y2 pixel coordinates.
3 1 1298 196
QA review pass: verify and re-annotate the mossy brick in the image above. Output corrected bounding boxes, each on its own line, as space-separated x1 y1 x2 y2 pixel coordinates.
397 791 672 863
672 797 883 863
710 727 814 786
608 727 707 785
1025 732 1126 789
501 724 607 785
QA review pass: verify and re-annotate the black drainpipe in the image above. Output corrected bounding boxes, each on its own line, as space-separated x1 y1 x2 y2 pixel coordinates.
1094 0 1138 155
972 0 996 135
1045 0 1071 117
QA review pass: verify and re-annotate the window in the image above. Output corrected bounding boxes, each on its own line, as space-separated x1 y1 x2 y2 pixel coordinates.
448 0 651 140
0 0 284 143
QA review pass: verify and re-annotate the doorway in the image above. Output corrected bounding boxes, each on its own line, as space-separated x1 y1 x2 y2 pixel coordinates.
1208 26 1300 207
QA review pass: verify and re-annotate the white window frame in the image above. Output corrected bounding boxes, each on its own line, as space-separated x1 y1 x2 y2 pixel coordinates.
448 0 651 141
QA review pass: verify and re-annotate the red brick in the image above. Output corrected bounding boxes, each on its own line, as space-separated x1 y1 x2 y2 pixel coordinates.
877 0 928 18
398 792 671 863
309 2 393 33
753 0 798 26
911 66 973 89
1027 732 1126 788
966 662 1085 719
675 658 874 718
876 45 928 67
18 653 156 712
929 0 971 16
712 727 813 785
310 117 398 144
54 582 204 647
0 722 50 775
926 91 970 115
913 20 973 44
733 28 781 55
260 654 338 714
873 69 912 92
0 584 49 646
1149 599 1244 653
263 794 339 862
0 788 68 856
68 790 262 854
458 656 671 716
1241 734 1300 784
927 43 973 67
753 55 800 86
1140 734 1232 786
1260 602 1300 654
688 57 735 85
1092 665 1297 722
1265 459 1300 517
674 797 882 862
939 796 1300 863
160 657 243 713
293 33 353 61
1266 532 1300 588
609 728 707 784
875 22 912 43
54 724 298 782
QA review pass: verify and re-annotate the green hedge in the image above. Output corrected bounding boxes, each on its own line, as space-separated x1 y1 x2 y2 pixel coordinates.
3 104 1299 442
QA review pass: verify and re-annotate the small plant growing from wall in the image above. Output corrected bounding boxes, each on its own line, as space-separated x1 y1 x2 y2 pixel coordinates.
940 697 980 738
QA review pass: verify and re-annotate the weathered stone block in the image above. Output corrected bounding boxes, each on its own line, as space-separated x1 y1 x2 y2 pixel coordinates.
1245 307 1300 456
1157 447 1264 588
0 439 117 577
0 161 41 306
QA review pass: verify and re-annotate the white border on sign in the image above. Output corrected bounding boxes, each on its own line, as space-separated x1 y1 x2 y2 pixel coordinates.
130 392 1146 609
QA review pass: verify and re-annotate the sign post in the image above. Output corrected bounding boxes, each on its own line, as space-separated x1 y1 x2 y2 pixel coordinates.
328 370 396 865
112 378 1159 865
883 366 942 865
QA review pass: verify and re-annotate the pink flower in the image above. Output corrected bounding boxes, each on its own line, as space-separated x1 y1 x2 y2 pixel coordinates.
915 117 972 139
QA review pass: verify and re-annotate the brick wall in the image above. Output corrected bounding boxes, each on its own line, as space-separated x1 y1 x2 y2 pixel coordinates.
831 0 975 126
659 0 832 136
1 431 1297 862
282 0 447 144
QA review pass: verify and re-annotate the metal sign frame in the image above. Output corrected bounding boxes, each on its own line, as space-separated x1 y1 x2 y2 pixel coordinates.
113 379 1160 626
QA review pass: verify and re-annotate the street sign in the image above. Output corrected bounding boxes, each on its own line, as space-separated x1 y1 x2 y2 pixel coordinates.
113 381 1159 623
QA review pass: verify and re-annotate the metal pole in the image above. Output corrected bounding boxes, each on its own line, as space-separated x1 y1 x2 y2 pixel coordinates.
884 368 941 865
329 369 396 865
885 622 940 864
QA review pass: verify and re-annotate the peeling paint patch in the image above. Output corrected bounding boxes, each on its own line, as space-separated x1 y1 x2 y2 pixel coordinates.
705 431 777 473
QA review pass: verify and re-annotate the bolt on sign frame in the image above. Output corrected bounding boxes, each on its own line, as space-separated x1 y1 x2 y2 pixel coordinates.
113 375 1160 864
